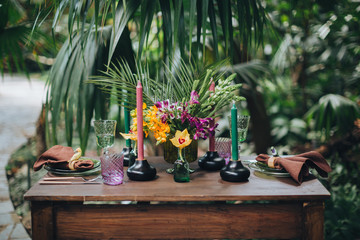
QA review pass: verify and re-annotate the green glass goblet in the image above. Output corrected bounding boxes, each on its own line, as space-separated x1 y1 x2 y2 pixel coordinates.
93 120 117 156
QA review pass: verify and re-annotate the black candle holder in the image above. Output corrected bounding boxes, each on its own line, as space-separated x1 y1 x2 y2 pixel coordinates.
121 147 137 167
220 160 250 182
198 151 225 171
121 147 131 167
127 159 157 181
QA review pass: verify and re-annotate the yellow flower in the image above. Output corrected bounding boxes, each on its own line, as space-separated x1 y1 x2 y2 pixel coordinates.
170 129 192 150
120 132 137 141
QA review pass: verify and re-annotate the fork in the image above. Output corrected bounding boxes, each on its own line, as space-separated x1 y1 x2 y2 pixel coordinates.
43 175 101 182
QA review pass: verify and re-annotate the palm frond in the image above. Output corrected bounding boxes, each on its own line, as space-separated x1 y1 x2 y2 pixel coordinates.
305 94 360 141
138 1 157 58
90 57 243 120
46 0 269 65
90 59 161 109
0 25 31 77
46 26 113 152
108 0 140 65
229 60 271 87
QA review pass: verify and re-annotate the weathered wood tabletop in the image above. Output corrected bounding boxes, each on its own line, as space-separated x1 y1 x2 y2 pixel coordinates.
25 156 330 202
24 156 331 240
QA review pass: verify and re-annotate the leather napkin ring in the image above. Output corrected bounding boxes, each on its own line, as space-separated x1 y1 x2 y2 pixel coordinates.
267 157 277 168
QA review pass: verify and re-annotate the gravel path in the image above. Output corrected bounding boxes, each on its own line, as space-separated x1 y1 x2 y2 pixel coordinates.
0 74 45 240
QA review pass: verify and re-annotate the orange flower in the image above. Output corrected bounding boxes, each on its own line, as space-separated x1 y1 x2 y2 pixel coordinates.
129 107 149 138
145 105 170 144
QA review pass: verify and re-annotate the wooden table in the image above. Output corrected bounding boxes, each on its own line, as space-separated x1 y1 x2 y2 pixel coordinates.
24 156 330 240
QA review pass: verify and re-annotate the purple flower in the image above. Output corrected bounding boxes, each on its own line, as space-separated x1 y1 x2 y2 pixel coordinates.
189 91 200 105
153 96 218 140
187 116 218 140
155 101 162 109
160 113 168 123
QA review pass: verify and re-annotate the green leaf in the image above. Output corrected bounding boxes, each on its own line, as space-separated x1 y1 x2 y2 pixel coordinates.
217 0 229 56
208 0 218 60
173 0 183 55
159 0 173 60
94 0 100 37
0 25 31 78
52 0 70 41
178 4 186 59
108 0 140 65
305 94 360 141
201 0 209 63
138 0 156 58
188 0 196 61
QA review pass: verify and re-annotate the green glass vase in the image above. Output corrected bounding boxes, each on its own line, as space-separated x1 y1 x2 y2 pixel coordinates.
173 148 190 182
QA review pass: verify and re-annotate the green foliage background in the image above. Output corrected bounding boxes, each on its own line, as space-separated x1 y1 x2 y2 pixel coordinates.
2 0 360 238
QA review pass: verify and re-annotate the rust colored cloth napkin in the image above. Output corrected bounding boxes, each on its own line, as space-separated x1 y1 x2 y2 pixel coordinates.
255 151 332 184
33 145 94 171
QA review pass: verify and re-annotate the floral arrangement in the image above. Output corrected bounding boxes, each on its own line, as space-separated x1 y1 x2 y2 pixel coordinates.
154 92 216 140
91 59 245 144
124 77 243 144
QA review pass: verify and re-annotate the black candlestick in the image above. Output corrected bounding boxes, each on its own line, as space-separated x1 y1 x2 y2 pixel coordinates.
127 159 157 181
121 147 136 167
220 160 250 182
121 147 132 166
198 151 225 171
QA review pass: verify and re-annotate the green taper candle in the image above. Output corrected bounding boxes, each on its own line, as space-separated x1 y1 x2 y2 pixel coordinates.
231 103 238 160
124 102 131 148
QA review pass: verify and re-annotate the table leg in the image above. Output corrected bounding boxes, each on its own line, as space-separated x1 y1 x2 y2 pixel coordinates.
31 201 54 240
302 201 325 240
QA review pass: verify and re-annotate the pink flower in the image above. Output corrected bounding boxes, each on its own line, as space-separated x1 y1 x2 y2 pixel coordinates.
189 91 200 105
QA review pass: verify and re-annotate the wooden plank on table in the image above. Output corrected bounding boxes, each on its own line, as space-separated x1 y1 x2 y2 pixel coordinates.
54 203 303 239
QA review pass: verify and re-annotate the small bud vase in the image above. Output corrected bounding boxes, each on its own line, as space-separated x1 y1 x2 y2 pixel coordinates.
173 148 190 182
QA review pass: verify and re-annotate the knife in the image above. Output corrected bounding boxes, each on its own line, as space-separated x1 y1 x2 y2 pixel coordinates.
39 181 101 185
43 177 79 181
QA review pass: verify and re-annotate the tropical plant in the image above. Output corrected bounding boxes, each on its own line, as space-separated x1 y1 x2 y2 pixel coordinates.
323 158 360 239
305 94 360 142
0 0 58 76
265 0 360 105
43 0 268 64
260 0 360 149
42 0 272 153
258 76 308 147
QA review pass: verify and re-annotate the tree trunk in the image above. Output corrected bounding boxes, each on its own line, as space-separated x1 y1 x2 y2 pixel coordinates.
35 104 47 158
232 41 272 154
245 90 272 154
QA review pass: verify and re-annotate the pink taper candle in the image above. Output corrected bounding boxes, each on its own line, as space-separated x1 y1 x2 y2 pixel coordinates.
136 81 144 160
209 80 215 152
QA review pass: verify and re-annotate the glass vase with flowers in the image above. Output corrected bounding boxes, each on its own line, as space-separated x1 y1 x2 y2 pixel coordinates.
170 129 193 182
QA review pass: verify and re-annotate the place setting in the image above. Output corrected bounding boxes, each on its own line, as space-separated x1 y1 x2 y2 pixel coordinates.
33 145 102 185
33 119 124 185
